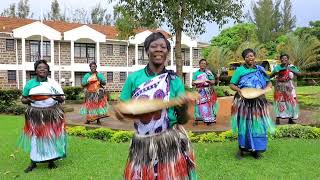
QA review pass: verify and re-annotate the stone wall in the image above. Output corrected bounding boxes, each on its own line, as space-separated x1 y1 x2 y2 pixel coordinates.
100 44 127 67
59 42 71 65
0 70 20 89
0 38 16 64
102 71 126 92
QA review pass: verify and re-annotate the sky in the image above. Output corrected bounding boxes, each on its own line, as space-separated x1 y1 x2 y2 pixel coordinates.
1 0 320 42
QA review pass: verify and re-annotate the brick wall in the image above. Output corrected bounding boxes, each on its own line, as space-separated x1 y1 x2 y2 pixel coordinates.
100 44 127 67
59 42 71 65
128 46 135 66
0 38 16 64
102 71 126 92
0 70 19 89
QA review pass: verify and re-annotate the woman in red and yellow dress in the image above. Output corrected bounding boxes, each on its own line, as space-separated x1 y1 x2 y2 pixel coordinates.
80 62 109 125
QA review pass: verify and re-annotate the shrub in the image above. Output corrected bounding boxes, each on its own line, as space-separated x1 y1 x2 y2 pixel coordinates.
0 89 21 106
188 131 200 143
67 126 87 136
66 125 320 143
111 131 134 143
86 128 115 141
214 87 226 97
63 87 83 100
199 132 222 143
108 92 120 101
5 105 26 115
219 130 237 141
273 125 320 139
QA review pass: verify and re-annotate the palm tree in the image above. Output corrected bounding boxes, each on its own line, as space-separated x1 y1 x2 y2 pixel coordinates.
206 46 233 73
234 41 268 61
277 33 320 70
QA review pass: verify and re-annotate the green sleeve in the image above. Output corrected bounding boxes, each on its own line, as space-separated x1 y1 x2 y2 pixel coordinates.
119 76 133 102
172 77 186 97
81 73 91 86
97 72 106 82
192 71 198 81
289 65 300 73
22 82 31 96
208 73 214 80
230 68 241 85
168 77 186 127
272 65 281 73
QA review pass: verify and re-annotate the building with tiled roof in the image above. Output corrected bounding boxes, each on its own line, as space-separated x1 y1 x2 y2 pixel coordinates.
0 17 206 90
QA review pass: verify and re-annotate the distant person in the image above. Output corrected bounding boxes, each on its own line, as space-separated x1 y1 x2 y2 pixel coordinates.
192 59 218 126
229 49 275 160
80 62 109 125
271 54 300 124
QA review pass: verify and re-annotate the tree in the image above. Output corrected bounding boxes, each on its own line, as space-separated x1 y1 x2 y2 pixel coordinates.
250 0 296 42
277 33 320 70
273 0 282 34
251 0 278 43
17 0 31 18
91 4 112 25
281 0 296 33
113 0 243 77
234 41 267 62
295 21 320 40
208 23 257 52
206 46 233 73
72 8 89 24
113 5 159 40
48 0 61 21
1 3 16 17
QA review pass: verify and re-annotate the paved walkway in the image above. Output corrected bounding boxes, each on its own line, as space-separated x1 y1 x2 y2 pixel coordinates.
65 96 315 132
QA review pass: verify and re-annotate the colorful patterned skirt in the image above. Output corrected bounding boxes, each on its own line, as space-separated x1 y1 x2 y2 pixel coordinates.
231 94 275 152
194 87 218 123
124 125 197 180
274 81 299 119
18 105 67 162
80 88 109 121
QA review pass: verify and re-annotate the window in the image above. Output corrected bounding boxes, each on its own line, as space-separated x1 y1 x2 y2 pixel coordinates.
138 47 144 60
119 45 126 56
29 41 51 62
7 70 16 83
74 43 95 62
30 41 40 62
120 72 127 82
42 42 51 57
107 44 113 56
107 72 113 82
6 39 14 51
193 49 199 59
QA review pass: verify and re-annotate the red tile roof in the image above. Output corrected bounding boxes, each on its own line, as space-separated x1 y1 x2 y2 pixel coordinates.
0 16 171 40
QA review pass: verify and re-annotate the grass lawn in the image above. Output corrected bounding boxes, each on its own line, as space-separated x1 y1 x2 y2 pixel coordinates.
1 115 320 179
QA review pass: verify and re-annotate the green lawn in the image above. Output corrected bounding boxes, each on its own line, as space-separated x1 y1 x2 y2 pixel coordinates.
1 115 320 179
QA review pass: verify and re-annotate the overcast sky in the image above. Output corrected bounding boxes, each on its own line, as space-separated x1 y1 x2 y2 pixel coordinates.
1 0 320 42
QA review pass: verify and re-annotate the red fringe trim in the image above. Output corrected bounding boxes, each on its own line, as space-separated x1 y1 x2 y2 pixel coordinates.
274 91 297 104
83 96 108 109
23 119 65 138
124 152 195 180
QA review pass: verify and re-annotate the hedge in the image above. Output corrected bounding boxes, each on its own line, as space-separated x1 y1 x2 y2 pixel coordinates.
67 124 320 143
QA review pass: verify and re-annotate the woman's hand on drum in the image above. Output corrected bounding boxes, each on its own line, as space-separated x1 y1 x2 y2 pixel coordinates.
21 96 35 104
52 96 65 103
